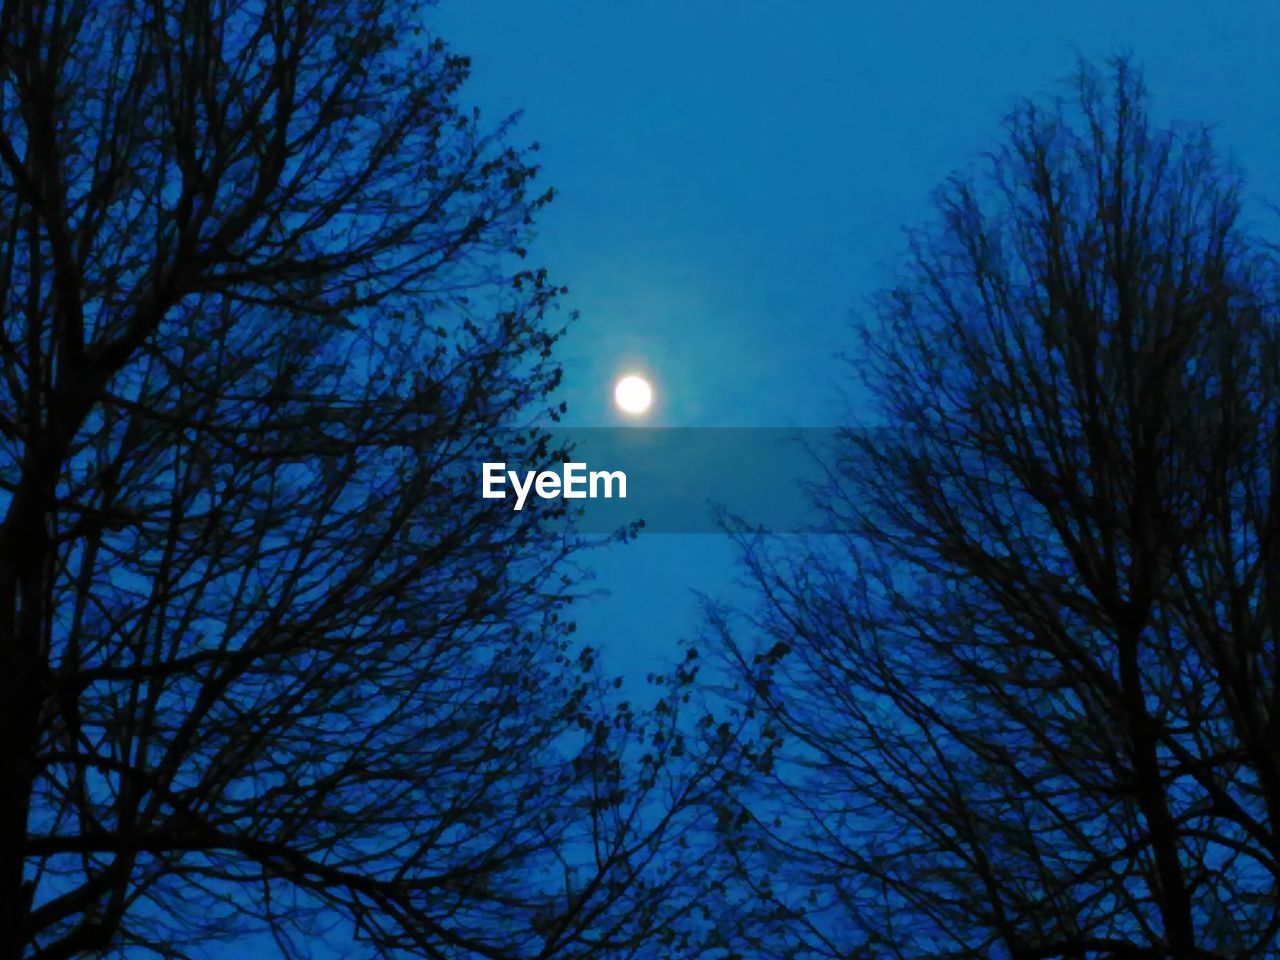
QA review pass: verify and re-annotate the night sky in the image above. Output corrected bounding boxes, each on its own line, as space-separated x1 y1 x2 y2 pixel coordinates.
20 2 1280 954
433 0 1280 684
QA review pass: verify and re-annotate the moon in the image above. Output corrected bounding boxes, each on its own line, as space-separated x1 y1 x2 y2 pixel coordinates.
613 374 653 415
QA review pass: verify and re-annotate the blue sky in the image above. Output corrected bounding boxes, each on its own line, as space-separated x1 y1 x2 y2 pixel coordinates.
432 0 1280 681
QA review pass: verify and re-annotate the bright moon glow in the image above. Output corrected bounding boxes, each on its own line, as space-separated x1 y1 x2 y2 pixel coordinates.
613 374 653 415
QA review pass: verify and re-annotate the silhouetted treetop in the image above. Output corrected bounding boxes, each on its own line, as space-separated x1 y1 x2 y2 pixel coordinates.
712 58 1280 960
0 2 737 958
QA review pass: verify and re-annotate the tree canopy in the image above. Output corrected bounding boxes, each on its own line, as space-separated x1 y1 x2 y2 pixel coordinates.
0 1 737 957
712 60 1280 960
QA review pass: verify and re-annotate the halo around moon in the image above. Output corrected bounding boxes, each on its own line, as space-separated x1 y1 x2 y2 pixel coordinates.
613 374 653 415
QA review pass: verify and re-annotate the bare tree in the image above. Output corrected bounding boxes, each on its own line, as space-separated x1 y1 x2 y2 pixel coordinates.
711 60 1280 959
0 1 737 956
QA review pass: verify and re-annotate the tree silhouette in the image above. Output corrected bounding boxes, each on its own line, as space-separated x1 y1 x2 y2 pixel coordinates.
0 1 735 956
712 60 1280 959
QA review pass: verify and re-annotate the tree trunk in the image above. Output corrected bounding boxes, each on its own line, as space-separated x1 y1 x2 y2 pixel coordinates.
0 481 54 958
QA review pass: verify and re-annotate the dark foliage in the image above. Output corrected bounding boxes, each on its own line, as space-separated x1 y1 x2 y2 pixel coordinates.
0 1 735 957
713 60 1280 959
